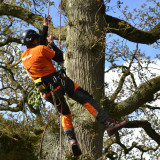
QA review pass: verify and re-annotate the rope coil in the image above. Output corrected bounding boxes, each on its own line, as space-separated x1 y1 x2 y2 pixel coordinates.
27 87 41 107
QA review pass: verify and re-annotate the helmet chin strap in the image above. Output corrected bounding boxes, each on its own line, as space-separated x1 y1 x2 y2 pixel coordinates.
27 39 39 48
35 38 40 46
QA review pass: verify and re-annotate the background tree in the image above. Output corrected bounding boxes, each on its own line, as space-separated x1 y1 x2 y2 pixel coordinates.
0 0 160 159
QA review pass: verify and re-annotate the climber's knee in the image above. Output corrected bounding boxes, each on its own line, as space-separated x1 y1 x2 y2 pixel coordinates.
71 87 93 105
64 78 79 97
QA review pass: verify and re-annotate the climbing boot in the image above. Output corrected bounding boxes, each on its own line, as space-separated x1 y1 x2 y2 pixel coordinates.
65 128 82 156
104 118 127 136
69 139 82 157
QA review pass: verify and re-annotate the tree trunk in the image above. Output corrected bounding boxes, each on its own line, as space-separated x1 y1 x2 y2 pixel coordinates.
65 0 105 96
64 0 106 159
41 121 105 160
74 122 105 159
41 0 107 159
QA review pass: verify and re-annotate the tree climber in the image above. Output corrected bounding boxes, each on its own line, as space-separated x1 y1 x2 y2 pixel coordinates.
20 16 127 157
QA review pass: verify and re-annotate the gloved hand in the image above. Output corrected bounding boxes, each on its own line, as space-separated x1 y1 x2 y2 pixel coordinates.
47 35 54 44
43 14 51 26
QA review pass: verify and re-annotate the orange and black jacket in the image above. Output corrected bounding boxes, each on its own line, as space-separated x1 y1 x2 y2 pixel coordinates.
22 25 64 80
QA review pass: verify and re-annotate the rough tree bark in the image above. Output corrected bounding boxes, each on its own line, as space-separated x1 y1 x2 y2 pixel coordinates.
42 0 107 159
64 0 106 159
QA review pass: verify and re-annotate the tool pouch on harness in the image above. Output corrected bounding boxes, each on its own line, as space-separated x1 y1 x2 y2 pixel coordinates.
34 77 46 92
33 67 67 98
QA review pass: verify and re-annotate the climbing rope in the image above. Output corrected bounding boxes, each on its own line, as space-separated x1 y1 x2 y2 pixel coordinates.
37 1 63 160
27 87 41 108
48 0 51 35
59 0 62 49
59 1 63 160
38 103 55 160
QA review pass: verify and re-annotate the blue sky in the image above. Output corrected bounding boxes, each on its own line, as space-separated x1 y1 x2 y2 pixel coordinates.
20 0 159 67
45 0 159 64
106 0 159 58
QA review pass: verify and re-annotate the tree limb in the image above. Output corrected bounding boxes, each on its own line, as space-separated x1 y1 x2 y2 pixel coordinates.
115 132 138 154
0 3 66 40
125 121 160 145
115 76 160 116
105 65 128 73
0 65 15 81
115 132 159 155
110 69 130 102
0 104 23 112
0 37 20 47
130 72 137 88
143 104 160 110
0 86 16 92
105 14 160 44
0 95 40 115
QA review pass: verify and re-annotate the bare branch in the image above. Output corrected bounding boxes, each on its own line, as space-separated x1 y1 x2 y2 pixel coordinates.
0 37 20 47
145 104 160 110
110 69 130 102
115 76 160 116
105 65 128 73
130 72 137 88
125 121 160 145
105 14 160 44
115 132 138 154
0 65 15 81
135 145 159 153
0 104 23 112
115 132 159 155
0 3 66 40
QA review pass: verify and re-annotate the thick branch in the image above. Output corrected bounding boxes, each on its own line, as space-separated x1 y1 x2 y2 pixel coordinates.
115 76 160 116
0 3 42 30
125 121 160 145
0 3 66 40
0 65 15 81
105 14 160 44
0 96 40 115
103 76 160 119
0 104 23 112
0 37 20 47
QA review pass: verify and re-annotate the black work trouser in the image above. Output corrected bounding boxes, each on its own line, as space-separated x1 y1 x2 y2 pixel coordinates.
40 72 109 133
